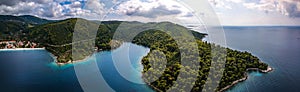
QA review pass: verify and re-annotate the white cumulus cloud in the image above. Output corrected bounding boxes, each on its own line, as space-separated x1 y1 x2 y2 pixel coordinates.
114 0 189 18
210 0 300 17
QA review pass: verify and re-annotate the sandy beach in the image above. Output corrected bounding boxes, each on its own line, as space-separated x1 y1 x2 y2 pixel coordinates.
0 48 45 51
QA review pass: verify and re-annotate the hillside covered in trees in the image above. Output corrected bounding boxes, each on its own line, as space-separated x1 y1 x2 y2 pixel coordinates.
0 15 56 41
0 15 269 91
133 30 268 91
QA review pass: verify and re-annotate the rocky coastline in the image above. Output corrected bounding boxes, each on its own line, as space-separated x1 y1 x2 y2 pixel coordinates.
218 66 273 92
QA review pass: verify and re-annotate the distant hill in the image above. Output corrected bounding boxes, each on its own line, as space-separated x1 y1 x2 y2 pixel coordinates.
0 15 56 40
0 15 56 25
18 15 57 24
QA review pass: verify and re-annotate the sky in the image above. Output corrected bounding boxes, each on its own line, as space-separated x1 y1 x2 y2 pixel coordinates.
0 0 300 26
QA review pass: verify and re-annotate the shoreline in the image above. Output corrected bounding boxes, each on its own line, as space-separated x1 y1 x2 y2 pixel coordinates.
1 43 273 92
54 48 113 66
0 47 95 66
202 36 273 92
0 48 45 51
55 55 94 66
218 66 273 92
144 66 273 92
55 40 124 65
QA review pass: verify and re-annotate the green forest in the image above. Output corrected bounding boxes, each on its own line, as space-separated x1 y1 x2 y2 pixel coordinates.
133 30 268 91
0 15 269 91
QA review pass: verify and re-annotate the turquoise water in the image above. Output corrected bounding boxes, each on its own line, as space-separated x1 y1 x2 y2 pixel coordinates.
1 27 300 92
0 43 152 92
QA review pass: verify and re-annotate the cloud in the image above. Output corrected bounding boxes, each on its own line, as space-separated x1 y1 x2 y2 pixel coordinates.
0 0 51 6
276 0 300 17
0 0 105 19
0 1 40 15
122 5 181 18
209 0 233 9
0 0 191 21
182 12 194 17
85 0 105 14
41 2 66 18
0 1 71 19
243 0 300 17
115 0 184 18
0 0 22 6
70 1 82 8
210 0 300 18
227 0 243 3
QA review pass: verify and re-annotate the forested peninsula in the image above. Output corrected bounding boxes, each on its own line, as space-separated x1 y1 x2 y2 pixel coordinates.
0 15 271 91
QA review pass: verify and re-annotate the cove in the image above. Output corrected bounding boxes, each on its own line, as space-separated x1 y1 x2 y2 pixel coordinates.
0 42 153 92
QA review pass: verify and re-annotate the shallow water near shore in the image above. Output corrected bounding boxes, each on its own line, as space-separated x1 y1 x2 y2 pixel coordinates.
0 43 152 92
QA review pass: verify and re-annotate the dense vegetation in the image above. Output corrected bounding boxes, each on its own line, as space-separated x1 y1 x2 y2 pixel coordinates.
28 18 205 62
0 15 55 41
133 30 268 91
28 19 123 62
0 15 269 91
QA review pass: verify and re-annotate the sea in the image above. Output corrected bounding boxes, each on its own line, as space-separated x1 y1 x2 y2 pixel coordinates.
0 26 300 92
0 43 152 92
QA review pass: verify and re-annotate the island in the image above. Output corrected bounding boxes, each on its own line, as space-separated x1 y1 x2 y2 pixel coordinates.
0 15 272 92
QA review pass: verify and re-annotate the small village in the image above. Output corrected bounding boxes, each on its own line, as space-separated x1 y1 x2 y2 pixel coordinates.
0 41 39 49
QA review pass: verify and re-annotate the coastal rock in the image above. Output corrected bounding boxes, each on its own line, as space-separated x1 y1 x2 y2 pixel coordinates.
218 66 273 92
